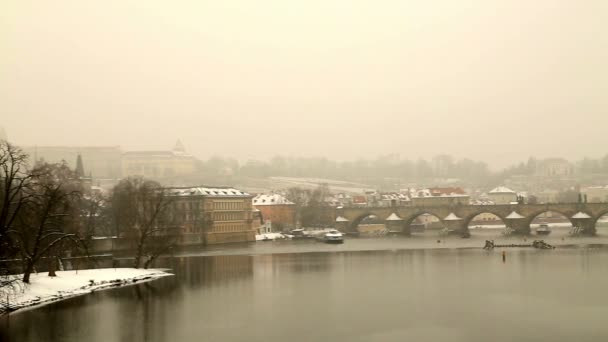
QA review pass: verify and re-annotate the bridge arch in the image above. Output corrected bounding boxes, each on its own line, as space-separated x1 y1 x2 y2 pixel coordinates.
527 210 575 223
592 210 608 234
593 210 608 226
463 211 507 229
403 212 445 233
350 212 385 232
526 210 578 235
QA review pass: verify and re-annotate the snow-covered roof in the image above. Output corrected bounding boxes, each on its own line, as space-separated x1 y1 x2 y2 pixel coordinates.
506 211 524 219
407 188 469 199
571 212 591 219
385 213 403 221
168 186 249 197
381 193 410 201
444 213 462 221
489 186 516 194
413 189 432 197
336 216 350 222
470 199 495 205
252 194 294 206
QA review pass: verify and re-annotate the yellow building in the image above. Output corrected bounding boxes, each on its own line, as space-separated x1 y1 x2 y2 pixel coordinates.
167 186 257 244
122 140 196 179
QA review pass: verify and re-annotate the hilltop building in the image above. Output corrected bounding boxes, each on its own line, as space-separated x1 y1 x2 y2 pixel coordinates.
535 158 574 178
121 140 197 179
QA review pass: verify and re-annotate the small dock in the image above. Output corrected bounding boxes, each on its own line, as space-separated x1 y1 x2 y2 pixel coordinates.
483 240 555 250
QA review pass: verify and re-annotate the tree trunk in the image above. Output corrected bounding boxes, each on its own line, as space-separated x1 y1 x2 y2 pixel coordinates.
22 261 34 283
133 241 144 269
143 256 153 269
48 256 57 277
133 233 146 268
133 253 141 269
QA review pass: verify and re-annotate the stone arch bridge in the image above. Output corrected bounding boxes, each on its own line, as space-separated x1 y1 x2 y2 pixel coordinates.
328 203 608 235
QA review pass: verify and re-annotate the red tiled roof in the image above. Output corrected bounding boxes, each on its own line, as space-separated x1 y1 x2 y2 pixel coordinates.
352 195 367 204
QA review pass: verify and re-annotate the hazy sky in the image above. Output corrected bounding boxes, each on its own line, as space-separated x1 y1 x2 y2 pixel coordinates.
2 0 607 168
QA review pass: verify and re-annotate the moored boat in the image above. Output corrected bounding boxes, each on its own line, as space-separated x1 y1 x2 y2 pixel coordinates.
323 230 344 244
287 228 311 240
536 224 551 235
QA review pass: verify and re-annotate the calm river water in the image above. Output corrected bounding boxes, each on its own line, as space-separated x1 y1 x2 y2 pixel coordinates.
4 230 608 342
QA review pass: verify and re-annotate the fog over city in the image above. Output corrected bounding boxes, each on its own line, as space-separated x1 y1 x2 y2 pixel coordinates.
2 0 608 168
6 2 608 342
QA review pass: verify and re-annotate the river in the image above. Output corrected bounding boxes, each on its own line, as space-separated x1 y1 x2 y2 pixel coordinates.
3 229 608 341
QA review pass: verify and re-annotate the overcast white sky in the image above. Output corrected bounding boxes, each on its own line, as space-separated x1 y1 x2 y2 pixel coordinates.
2 0 607 168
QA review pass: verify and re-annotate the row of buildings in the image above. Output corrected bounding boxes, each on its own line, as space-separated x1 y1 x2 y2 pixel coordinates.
324 186 519 208
154 184 514 245
21 140 197 183
245 186 522 232
109 180 608 243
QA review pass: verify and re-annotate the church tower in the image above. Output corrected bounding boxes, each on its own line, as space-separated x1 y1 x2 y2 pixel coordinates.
75 154 85 178
173 139 186 154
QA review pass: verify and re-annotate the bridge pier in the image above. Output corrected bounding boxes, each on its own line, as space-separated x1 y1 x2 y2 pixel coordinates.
451 222 469 237
572 213 595 235
401 222 411 236
505 211 530 235
512 221 531 235
443 213 468 236
335 216 351 232
386 213 408 235
583 224 596 236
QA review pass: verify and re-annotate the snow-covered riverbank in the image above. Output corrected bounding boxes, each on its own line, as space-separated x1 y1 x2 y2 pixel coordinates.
1 268 173 314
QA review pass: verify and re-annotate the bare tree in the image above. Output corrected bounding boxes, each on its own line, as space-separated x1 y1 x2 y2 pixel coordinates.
285 187 310 229
81 191 106 239
286 184 331 227
110 177 176 269
0 141 37 289
9 162 84 283
0 142 34 260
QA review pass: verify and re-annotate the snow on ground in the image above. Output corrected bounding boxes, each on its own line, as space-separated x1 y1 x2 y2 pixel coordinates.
256 233 287 241
1 268 173 314
256 229 338 241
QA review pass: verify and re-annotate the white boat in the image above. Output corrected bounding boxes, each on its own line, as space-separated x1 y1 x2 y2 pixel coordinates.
288 228 311 240
536 224 551 235
323 230 344 244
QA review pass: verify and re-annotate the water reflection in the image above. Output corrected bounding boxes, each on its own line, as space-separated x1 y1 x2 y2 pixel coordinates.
4 248 608 342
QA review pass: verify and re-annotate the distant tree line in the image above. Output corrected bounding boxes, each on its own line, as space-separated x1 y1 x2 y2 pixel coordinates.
192 153 608 188
195 154 494 185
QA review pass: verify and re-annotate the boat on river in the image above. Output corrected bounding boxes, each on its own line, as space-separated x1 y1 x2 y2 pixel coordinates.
536 224 551 235
286 228 312 240
323 230 344 244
